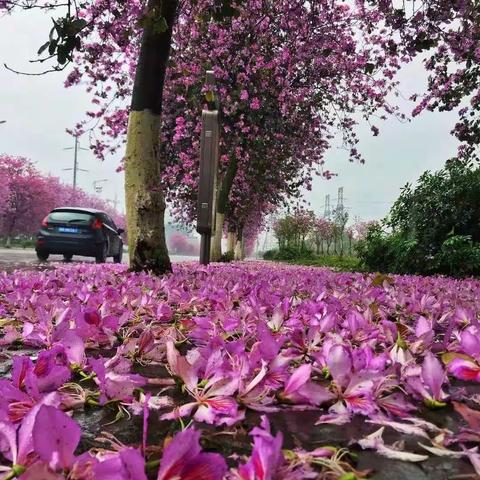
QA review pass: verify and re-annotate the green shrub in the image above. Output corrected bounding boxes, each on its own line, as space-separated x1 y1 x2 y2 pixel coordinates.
355 224 394 273
356 226 480 277
355 224 425 274
275 247 314 261
262 247 315 261
433 235 480 277
263 249 277 260
299 255 362 271
21 239 35 249
219 251 235 262
361 158 480 277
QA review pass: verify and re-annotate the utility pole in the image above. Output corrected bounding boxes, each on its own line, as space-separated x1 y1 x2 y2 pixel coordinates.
107 193 119 211
63 137 88 201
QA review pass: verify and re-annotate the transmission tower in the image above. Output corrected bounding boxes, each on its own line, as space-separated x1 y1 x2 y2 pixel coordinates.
336 187 345 214
324 194 331 218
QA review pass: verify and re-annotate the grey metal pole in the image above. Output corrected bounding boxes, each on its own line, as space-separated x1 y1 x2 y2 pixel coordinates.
73 137 78 196
196 70 220 266
63 137 88 204
200 234 211 265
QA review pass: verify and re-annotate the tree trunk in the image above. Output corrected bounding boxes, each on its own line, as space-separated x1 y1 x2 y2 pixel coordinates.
211 157 238 260
234 239 244 260
124 0 178 274
234 229 243 260
5 236 11 248
227 230 236 254
210 212 225 261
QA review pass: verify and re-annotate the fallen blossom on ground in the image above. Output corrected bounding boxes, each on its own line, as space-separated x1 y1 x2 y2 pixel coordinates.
0 261 480 478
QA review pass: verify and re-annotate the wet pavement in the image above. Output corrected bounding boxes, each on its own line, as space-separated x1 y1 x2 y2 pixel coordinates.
0 347 477 479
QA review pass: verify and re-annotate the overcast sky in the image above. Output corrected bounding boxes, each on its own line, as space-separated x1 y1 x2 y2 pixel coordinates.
0 9 460 225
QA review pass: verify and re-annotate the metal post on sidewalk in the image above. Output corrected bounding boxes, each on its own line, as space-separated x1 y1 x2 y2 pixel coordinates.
196 71 220 265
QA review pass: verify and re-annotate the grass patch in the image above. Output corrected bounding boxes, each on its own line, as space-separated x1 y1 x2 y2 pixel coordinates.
263 249 363 272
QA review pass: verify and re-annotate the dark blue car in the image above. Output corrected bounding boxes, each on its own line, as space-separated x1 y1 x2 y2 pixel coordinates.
36 207 124 263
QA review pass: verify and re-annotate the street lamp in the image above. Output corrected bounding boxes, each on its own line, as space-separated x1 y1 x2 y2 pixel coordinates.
93 179 108 194
196 71 220 265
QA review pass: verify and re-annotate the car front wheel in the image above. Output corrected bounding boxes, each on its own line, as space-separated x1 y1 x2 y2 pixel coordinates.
36 250 49 261
63 254 73 262
95 243 108 264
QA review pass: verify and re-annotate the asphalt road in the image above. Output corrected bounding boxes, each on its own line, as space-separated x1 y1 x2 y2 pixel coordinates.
0 247 128 271
0 248 197 272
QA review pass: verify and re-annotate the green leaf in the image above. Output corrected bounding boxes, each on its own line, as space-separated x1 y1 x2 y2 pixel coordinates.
396 330 408 349
57 44 68 65
365 63 375 74
37 41 50 55
48 39 58 56
71 18 88 32
49 21 56 41
441 352 474 365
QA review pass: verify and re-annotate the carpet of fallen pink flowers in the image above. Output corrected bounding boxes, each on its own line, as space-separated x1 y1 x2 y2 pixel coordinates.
1 261 480 479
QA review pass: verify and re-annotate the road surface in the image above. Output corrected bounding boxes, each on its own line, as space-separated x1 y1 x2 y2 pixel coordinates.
0 248 195 272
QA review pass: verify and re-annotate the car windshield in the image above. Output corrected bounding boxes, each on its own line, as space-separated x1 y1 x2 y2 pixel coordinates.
48 211 94 223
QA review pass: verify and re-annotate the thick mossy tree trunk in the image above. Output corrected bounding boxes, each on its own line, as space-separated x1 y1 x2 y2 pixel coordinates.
234 226 244 260
210 157 238 261
227 229 236 255
124 0 178 274
210 211 225 261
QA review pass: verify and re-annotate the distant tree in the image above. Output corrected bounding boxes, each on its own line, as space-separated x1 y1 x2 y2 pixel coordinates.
332 208 349 256
0 156 54 243
168 232 199 256
312 217 334 255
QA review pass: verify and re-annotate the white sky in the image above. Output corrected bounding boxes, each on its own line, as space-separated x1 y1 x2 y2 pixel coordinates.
0 8 460 225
